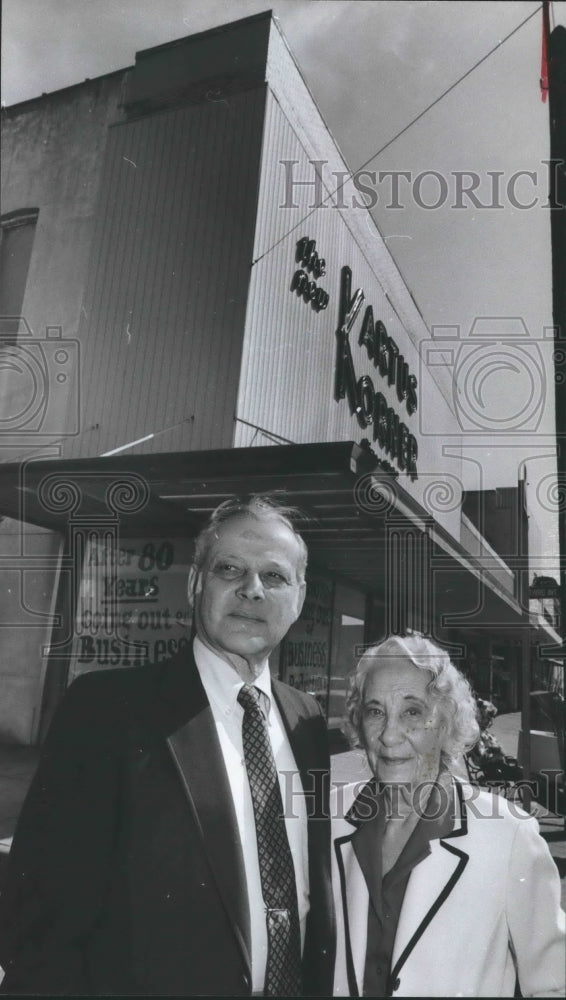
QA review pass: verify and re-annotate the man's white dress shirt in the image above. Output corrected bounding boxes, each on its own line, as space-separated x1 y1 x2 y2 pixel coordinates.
193 637 309 994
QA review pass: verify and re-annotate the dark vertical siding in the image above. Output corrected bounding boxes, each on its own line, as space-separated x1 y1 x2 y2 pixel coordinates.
66 85 266 458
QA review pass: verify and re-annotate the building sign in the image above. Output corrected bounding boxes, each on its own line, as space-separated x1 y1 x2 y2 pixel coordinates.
69 536 193 682
290 236 329 311
279 573 333 700
289 237 419 479
335 265 419 480
529 576 560 599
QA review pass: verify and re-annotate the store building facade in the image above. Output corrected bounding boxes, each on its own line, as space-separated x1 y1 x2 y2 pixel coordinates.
0 12 560 747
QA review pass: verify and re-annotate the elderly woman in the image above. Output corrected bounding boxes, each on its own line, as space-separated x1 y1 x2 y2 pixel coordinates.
332 633 565 998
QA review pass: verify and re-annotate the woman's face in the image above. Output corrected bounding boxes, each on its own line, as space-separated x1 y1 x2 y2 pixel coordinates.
360 656 445 786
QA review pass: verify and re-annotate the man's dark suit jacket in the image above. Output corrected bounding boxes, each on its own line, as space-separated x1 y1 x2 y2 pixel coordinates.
0 647 335 995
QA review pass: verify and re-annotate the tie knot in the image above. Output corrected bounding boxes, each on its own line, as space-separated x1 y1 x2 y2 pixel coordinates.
238 683 262 713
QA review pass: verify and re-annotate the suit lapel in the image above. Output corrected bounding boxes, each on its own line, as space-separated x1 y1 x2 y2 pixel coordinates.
271 678 331 825
391 781 469 978
156 647 251 978
271 679 312 779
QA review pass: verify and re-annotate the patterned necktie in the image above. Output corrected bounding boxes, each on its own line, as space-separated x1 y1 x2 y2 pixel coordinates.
237 683 302 997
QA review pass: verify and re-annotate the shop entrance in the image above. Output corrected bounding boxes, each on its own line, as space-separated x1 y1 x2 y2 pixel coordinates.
278 574 367 745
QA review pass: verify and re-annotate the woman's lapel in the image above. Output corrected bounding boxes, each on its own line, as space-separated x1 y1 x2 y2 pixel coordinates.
334 832 369 996
391 782 470 975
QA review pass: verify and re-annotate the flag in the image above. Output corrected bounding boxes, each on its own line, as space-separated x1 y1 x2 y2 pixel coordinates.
541 1 550 102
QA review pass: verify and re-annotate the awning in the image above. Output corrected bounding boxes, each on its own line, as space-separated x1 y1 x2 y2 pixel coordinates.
0 440 538 636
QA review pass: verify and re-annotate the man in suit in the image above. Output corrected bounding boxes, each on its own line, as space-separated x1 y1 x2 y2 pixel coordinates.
0 497 335 996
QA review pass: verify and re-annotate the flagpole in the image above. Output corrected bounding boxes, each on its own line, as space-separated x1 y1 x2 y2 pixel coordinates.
544 3 566 814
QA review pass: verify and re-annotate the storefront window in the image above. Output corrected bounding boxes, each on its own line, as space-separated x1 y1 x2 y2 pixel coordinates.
277 575 366 741
69 535 194 682
328 583 366 734
69 544 371 747
277 573 333 710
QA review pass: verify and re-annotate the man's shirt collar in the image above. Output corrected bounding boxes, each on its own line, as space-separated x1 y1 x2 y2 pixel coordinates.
193 636 273 718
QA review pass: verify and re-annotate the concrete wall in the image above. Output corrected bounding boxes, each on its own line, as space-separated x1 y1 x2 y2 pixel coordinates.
1 76 127 743
0 73 127 463
0 519 61 744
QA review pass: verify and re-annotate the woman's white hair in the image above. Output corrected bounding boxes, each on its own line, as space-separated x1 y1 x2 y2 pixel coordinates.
343 632 480 767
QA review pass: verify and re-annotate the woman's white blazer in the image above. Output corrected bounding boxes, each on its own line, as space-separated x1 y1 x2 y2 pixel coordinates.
332 779 565 997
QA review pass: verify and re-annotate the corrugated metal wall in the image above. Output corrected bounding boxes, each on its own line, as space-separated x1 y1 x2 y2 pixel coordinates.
65 85 266 458
235 90 465 540
236 89 346 448
235 94 417 444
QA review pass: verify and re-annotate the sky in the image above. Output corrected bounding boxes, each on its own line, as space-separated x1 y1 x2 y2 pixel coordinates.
2 0 564 574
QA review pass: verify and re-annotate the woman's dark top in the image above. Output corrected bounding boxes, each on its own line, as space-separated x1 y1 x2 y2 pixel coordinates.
350 777 454 997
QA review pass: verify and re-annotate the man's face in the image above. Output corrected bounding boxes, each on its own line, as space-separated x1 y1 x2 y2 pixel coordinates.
189 516 306 670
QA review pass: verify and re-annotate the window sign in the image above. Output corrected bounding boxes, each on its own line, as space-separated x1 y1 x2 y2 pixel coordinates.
278 573 333 707
69 536 194 682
